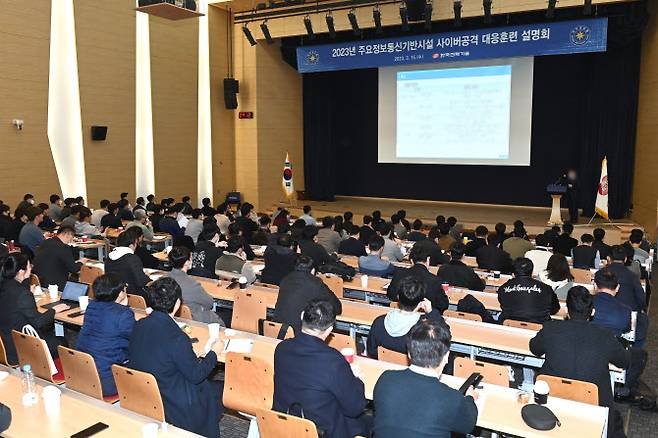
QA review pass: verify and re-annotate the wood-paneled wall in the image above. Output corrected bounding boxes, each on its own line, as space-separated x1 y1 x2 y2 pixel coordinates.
632 0 658 238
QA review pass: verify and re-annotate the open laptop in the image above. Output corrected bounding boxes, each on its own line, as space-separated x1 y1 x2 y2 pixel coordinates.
41 281 88 310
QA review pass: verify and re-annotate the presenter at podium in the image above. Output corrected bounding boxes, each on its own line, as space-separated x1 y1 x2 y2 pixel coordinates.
557 169 579 224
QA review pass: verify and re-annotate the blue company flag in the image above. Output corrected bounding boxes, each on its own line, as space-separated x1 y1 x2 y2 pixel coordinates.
297 18 607 73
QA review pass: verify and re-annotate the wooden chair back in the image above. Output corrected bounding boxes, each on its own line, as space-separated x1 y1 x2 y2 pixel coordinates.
454 357 509 387
443 310 483 322
377 347 410 366
0 336 15 367
320 275 344 298
326 332 356 352
79 265 104 297
231 290 267 334
11 330 62 384
176 304 193 319
571 268 593 284
503 319 543 331
223 353 274 415
111 364 165 421
536 374 599 405
57 346 104 400
127 294 147 309
259 320 294 340
256 408 319 438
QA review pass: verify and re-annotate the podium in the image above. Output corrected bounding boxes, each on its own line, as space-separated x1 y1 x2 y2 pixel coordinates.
546 184 567 226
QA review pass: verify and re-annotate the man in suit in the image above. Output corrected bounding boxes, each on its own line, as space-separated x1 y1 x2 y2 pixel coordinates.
338 224 367 257
554 222 578 256
530 286 629 433
593 228 612 260
316 216 342 255
273 256 342 333
129 278 222 437
358 235 395 277
406 219 426 242
437 243 485 291
411 227 449 266
273 300 368 438
373 319 478 438
388 245 449 313
572 233 601 269
33 226 82 290
261 233 297 286
498 258 560 324
298 225 334 270
476 240 513 274
359 215 376 244
464 225 488 257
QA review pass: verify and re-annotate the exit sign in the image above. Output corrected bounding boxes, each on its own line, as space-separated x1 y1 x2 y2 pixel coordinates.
238 111 254 119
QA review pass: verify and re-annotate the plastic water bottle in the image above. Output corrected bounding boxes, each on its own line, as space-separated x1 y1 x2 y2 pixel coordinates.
21 364 38 406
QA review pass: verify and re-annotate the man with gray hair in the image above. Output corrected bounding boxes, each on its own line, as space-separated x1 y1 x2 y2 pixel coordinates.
126 209 154 241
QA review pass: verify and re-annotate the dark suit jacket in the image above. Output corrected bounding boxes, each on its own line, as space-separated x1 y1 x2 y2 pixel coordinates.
261 245 297 285
105 253 150 295
388 264 449 312
273 271 342 332
530 319 629 408
437 261 486 291
592 293 631 337
411 239 449 266
338 237 367 257
554 234 578 256
129 311 222 437
475 244 513 274
273 333 367 438
358 225 375 244
406 231 427 242
33 237 82 290
606 262 646 311
0 402 10 433
159 216 183 239
572 245 598 269
100 213 122 229
0 279 56 364
299 239 333 269
464 238 486 257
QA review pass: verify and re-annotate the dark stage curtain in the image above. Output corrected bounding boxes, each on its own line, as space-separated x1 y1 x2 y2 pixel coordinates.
299 5 647 219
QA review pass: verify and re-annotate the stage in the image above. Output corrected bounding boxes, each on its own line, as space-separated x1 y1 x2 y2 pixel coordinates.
273 195 640 245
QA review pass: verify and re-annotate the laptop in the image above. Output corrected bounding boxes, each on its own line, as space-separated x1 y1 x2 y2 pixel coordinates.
41 281 89 310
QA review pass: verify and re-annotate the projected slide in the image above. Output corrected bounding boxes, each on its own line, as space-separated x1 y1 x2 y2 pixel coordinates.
396 66 512 160
378 57 534 166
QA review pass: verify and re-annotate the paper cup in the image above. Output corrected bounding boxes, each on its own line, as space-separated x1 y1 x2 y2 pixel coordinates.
79 295 89 312
533 380 550 405
48 285 58 300
441 283 450 293
81 236 89 243
341 347 355 364
42 385 61 416
239 276 247 289
360 275 369 288
142 423 159 438
208 323 220 340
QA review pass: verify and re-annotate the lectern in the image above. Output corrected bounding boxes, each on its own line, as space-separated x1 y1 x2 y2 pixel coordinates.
546 184 567 225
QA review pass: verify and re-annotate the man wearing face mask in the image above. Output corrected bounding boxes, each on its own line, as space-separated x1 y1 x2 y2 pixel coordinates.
76 273 134 397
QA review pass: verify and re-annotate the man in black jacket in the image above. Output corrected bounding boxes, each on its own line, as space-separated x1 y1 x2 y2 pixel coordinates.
498 258 560 323
273 256 342 333
593 228 612 260
359 215 375 244
464 225 488 257
572 233 600 269
475 241 513 274
33 226 82 290
411 227 449 266
105 231 151 297
437 243 485 291
554 222 578 256
388 245 449 313
261 234 297 285
273 299 368 438
530 286 629 433
298 226 334 270
338 224 367 257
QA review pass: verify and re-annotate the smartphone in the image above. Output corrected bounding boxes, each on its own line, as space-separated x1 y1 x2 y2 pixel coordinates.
459 372 483 394
70 422 110 438
68 310 85 318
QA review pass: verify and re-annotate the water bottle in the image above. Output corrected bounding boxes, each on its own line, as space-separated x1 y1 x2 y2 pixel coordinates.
21 364 38 406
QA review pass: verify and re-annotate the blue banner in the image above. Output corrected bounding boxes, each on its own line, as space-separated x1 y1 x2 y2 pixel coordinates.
296 18 607 73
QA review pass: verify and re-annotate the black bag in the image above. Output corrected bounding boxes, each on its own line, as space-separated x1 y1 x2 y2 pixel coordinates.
317 260 356 281
521 404 560 431
457 294 497 324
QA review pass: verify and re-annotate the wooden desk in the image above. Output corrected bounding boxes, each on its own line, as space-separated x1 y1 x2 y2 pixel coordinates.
70 239 105 261
0 365 199 437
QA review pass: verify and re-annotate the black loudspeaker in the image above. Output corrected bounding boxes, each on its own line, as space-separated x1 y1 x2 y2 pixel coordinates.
224 78 239 110
405 0 425 21
91 126 108 141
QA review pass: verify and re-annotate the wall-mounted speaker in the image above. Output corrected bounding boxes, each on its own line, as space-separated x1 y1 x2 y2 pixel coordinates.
91 126 108 141
224 78 239 110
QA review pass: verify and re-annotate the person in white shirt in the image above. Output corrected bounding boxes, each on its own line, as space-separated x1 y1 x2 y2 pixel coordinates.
538 254 574 300
90 200 110 227
299 205 316 226
175 204 189 229
214 203 231 237
525 248 553 276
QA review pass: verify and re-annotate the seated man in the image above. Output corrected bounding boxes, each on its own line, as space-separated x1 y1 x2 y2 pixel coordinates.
388 245 449 313
129 278 222 437
358 215 376 244
437 243 485 291
406 219 426 242
373 319 478 438
214 236 257 283
261 233 298 286
530 286 630 433
554 222 578 257
105 230 151 296
338 224 367 257
606 245 647 313
476 238 513 274
572 233 601 269
189 224 224 279
33 225 82 290
76 273 134 397
158 207 184 239
18 206 45 253
368 277 443 359
273 299 368 438
411 227 450 266
437 223 456 252
379 223 404 262
464 225 488 257
126 209 154 241
629 229 650 264
358 235 396 277
273 256 341 333
299 204 316 226
316 216 342 255
498 258 560 324
298 225 334 270
592 228 612 260
502 234 534 262
167 246 223 324
100 203 123 230
75 208 101 236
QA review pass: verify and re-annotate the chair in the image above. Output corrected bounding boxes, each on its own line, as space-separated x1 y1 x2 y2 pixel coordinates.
57 346 119 403
112 364 165 421
223 353 274 415
79 265 104 297
443 310 483 322
320 275 344 298
11 330 63 384
326 332 356 352
30 274 40 288
231 290 267 334
0 336 16 367
454 357 509 387
176 304 193 320
377 347 410 366
536 375 599 405
256 408 319 438
571 268 593 285
127 294 147 309
503 319 543 331
259 320 294 340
